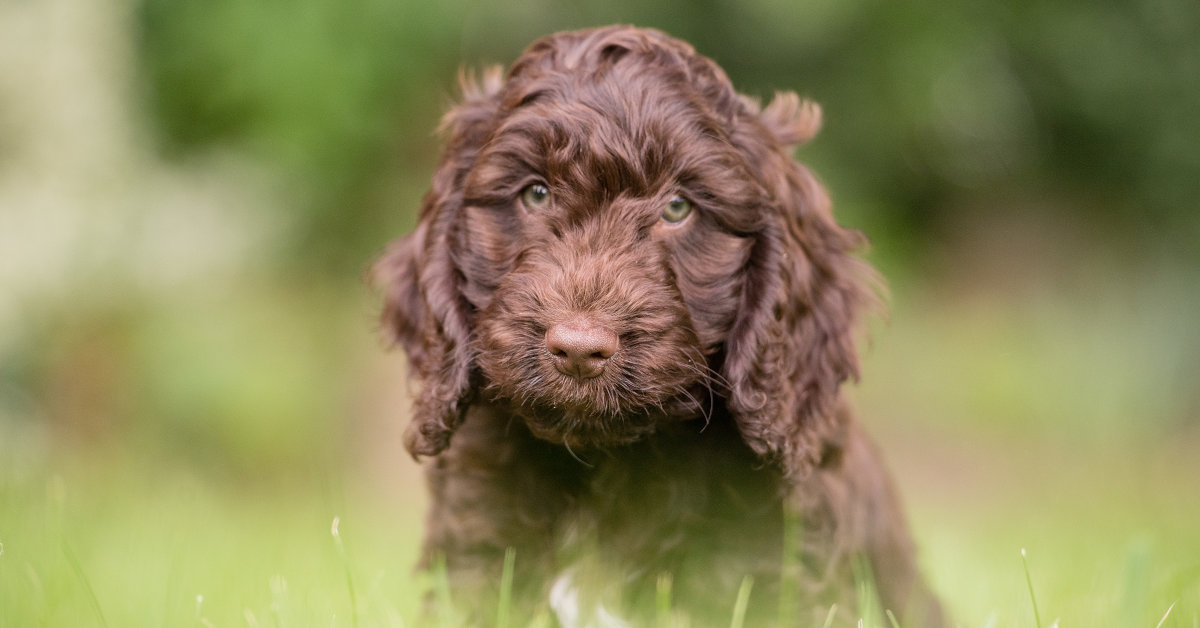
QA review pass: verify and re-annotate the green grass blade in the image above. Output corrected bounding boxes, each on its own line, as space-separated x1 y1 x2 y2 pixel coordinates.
1154 602 1176 628
431 554 455 627
778 509 802 627
1021 548 1043 628
820 604 839 628
496 547 516 628
1119 541 1150 626
62 540 108 628
656 572 673 628
729 575 753 628
851 554 879 628
331 517 359 628
269 574 290 628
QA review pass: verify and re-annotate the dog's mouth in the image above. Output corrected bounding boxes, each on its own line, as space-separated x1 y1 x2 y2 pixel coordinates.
518 403 661 449
502 391 708 450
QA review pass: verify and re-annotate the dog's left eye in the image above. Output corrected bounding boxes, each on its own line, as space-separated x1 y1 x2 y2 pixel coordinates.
520 183 552 210
661 196 693 223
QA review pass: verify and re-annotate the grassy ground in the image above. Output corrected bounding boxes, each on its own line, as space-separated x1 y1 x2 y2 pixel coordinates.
2 283 1198 627
2 430 1197 626
0 452 425 626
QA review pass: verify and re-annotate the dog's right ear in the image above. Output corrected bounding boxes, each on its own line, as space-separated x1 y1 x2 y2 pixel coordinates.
372 67 504 458
758 91 822 148
375 222 430 368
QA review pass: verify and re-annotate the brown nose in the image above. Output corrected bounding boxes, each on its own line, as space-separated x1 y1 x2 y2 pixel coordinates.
545 319 619 379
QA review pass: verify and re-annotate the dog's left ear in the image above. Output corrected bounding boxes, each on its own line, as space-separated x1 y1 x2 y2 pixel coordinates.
723 93 877 479
372 67 505 458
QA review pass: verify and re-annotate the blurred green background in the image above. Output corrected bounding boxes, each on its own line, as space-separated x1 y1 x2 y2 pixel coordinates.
1 0 1198 625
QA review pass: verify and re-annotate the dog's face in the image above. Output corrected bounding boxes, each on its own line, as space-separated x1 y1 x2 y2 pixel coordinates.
379 27 870 470
458 52 773 447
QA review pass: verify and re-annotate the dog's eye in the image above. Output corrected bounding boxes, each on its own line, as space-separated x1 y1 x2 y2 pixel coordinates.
520 183 552 210
661 196 693 223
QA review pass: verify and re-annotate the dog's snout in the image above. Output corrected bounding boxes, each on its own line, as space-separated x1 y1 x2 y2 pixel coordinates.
545 319 618 379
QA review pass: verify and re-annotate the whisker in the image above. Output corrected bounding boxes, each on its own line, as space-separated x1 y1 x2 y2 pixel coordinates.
561 428 594 468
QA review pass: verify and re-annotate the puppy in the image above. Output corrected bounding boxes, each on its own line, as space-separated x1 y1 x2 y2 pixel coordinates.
376 25 944 627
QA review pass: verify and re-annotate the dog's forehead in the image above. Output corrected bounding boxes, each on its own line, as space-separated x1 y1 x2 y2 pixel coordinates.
496 75 733 194
505 25 740 115
459 68 767 235
506 57 724 130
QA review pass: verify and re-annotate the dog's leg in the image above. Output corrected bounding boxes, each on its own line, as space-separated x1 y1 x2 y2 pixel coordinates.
417 403 580 621
788 418 946 627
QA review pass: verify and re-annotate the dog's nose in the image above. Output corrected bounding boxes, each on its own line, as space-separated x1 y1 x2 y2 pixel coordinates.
545 319 618 379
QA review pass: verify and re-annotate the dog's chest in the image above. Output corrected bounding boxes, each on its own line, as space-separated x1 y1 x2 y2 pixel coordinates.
543 430 786 621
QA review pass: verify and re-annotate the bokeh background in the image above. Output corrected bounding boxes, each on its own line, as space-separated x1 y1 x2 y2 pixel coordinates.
2 0 1198 625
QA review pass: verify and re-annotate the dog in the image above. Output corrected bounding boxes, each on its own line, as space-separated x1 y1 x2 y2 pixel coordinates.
375 25 944 627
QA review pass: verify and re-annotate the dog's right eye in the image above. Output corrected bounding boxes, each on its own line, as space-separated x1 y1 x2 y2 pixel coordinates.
520 183 552 210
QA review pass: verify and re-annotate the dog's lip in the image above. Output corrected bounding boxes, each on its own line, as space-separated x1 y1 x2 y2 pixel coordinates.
507 395 657 436
522 413 652 450
525 393 616 419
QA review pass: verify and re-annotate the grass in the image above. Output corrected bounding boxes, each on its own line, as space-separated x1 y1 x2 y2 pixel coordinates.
2 432 1197 627
1021 549 1042 628
729 575 753 628
0 452 424 626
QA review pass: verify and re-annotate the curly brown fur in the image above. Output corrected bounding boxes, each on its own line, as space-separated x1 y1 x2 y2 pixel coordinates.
375 26 944 626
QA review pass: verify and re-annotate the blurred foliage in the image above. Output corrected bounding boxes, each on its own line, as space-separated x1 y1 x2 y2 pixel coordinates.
124 0 1200 470
0 0 1193 478
135 0 1200 272
0 283 366 476
0 0 1194 478
136 0 465 273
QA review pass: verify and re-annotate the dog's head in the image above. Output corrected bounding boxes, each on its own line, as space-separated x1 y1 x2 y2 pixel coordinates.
376 26 873 475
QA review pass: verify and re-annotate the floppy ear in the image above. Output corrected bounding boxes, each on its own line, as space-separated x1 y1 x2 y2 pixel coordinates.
376 221 430 365
373 68 504 458
723 93 877 479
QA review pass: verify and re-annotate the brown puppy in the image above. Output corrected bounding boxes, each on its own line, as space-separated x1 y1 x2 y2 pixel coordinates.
376 25 944 627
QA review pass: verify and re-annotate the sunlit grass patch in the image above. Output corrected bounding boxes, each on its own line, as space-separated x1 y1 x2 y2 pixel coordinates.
2 438 1198 626
0 453 423 626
